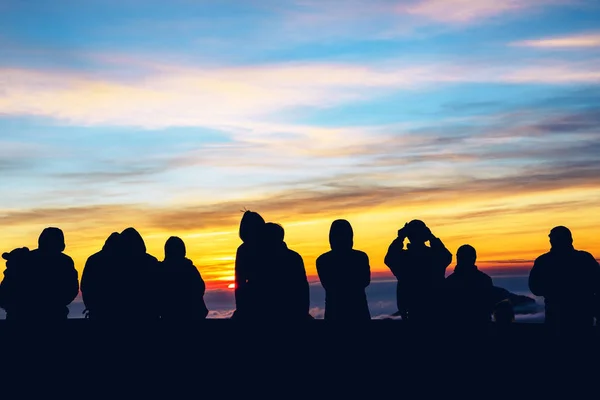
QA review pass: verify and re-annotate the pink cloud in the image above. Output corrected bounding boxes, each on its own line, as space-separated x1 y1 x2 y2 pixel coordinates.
400 0 562 24
512 32 600 48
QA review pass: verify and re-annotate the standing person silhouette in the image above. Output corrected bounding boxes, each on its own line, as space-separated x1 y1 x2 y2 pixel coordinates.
529 226 600 336
159 236 209 320
81 232 120 319
252 223 310 321
232 210 265 320
0 227 79 321
443 245 495 329
316 220 371 321
384 220 452 324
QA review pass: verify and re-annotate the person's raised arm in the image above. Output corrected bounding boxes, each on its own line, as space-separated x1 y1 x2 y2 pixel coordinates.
428 231 453 271
384 227 408 278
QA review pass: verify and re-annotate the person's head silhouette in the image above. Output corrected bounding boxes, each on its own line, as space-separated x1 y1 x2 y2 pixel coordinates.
120 227 146 255
406 220 430 245
457 244 477 266
329 219 353 251
264 222 285 244
549 226 573 251
239 210 265 244
165 236 186 260
38 227 65 253
104 232 120 252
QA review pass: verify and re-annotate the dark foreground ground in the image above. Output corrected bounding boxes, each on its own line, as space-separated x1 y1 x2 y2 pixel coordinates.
0 320 599 397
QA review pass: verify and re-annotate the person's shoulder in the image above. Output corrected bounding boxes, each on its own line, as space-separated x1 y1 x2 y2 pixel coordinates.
576 250 599 263
476 269 493 283
58 252 74 264
316 251 333 263
352 249 369 258
534 251 552 264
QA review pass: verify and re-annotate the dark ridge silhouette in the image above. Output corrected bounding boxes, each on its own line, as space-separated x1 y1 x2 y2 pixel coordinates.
316 219 371 321
81 232 120 319
529 226 600 336
248 222 310 321
384 220 452 324
232 210 265 320
444 244 495 329
159 236 208 320
0 227 78 320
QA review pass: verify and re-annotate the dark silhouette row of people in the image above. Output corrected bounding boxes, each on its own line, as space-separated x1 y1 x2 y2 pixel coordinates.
1 211 599 335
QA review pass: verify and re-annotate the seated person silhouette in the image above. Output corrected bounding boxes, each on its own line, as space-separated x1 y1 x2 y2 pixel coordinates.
232 210 265 320
316 219 371 321
90 227 160 321
384 220 452 323
0 227 79 321
529 226 600 336
80 232 120 319
159 236 209 320
250 223 309 321
444 245 495 328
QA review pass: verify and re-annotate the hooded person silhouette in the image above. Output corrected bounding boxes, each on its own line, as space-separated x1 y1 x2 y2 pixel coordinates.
384 220 452 324
529 226 600 336
0 227 79 320
81 232 120 319
90 228 160 321
159 236 209 320
232 210 266 320
316 220 371 321
250 223 310 321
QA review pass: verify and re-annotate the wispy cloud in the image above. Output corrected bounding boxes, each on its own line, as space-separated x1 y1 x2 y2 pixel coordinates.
512 32 600 48
400 0 562 24
1 57 599 128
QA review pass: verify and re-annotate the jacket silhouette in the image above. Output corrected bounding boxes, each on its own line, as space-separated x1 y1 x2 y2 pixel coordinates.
316 220 370 321
159 236 209 320
444 245 495 327
384 220 452 322
233 210 265 320
0 228 79 320
89 227 160 321
80 232 120 319
529 226 600 335
250 223 309 321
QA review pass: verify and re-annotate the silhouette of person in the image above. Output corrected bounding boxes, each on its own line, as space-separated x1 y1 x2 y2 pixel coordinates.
0 228 79 320
0 247 30 317
316 220 370 321
232 210 265 320
80 232 120 319
384 220 452 323
528 226 600 336
444 245 495 328
159 236 209 320
251 223 310 321
87 227 160 321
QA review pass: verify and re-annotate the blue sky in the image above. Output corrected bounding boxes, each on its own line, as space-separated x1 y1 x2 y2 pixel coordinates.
1 0 600 284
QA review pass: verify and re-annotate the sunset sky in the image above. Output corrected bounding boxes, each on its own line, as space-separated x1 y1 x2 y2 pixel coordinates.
1 0 599 291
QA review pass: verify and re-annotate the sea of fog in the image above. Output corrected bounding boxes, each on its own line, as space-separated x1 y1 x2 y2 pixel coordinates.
0 269 545 321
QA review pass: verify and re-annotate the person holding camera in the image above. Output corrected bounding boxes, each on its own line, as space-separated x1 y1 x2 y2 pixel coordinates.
384 220 452 324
